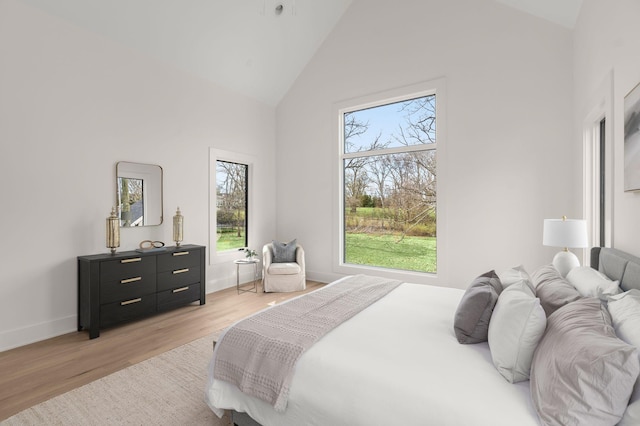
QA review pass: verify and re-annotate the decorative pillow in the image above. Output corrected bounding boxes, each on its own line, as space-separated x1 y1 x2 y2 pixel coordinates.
454 270 503 344
530 298 639 426
566 266 621 299
621 395 640 426
498 265 534 291
531 264 581 317
488 281 546 383
272 239 297 263
607 290 640 426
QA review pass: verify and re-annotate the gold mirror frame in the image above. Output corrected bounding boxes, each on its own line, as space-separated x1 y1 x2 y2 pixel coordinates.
116 161 163 227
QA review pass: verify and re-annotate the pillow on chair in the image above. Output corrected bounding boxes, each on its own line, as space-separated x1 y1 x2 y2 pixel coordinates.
272 239 297 263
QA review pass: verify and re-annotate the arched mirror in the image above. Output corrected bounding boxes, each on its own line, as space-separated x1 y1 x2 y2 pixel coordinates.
116 161 163 227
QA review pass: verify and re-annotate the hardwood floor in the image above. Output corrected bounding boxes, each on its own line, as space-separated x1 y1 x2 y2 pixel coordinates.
0 281 325 421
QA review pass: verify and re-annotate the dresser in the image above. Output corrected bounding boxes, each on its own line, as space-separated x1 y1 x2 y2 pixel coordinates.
78 244 205 339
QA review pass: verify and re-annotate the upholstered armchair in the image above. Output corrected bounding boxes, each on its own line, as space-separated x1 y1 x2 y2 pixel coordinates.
262 243 306 292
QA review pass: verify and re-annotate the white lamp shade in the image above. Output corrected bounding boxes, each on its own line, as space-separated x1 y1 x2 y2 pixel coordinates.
543 219 588 249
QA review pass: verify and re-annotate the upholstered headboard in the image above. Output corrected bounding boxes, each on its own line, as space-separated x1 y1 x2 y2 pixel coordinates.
591 247 640 291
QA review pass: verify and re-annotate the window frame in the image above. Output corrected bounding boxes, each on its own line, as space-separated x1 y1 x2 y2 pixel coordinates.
332 79 447 284
582 71 614 262
209 148 255 265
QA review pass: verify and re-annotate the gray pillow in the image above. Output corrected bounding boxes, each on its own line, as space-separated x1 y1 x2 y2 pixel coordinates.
454 270 503 344
531 264 582 316
530 298 639 426
272 239 297 263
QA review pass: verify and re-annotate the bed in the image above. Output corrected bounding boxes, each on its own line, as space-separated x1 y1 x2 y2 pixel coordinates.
205 247 640 426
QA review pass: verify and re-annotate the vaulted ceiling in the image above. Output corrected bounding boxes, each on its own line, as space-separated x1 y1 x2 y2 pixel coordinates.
19 0 583 106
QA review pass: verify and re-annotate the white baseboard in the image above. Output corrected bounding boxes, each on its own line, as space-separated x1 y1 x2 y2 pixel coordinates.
206 272 257 294
206 270 340 294
306 270 342 284
2 272 340 351
0 315 77 352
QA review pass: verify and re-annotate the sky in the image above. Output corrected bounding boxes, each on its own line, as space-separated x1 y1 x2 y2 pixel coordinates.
346 95 435 153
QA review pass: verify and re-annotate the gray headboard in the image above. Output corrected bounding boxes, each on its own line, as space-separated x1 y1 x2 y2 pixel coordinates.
591 247 640 291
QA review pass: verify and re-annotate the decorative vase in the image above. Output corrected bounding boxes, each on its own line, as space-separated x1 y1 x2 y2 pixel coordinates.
106 207 120 254
173 207 184 247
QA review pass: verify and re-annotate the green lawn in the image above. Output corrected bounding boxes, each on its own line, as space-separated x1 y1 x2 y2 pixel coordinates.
345 232 436 273
216 232 245 252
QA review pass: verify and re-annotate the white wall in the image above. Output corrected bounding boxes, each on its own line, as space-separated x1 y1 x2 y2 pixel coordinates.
574 0 640 255
0 0 277 351
276 0 576 288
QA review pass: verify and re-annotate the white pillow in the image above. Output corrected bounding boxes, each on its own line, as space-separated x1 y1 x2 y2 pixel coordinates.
608 290 640 426
499 265 534 291
566 266 621 299
488 280 547 383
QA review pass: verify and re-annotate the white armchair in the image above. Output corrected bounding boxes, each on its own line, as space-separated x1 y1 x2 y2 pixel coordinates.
262 243 306 292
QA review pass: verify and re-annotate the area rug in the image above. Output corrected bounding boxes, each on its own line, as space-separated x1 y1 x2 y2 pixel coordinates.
2 332 227 426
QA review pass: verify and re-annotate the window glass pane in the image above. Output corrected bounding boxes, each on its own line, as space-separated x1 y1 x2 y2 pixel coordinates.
216 160 247 251
343 92 437 273
344 95 436 154
344 150 436 273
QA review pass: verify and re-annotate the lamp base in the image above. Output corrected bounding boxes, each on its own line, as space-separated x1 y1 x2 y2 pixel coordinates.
552 250 580 277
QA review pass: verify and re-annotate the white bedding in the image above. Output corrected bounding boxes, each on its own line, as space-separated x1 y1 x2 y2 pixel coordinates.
206 281 540 426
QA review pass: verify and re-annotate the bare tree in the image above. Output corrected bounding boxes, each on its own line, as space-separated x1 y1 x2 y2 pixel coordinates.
398 95 436 144
384 95 437 240
217 161 246 237
343 95 437 240
343 112 371 213
367 154 392 209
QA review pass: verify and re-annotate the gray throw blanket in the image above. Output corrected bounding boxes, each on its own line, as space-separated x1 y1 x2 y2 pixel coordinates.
213 274 402 412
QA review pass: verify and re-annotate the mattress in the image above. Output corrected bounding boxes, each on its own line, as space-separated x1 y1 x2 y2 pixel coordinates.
205 281 540 425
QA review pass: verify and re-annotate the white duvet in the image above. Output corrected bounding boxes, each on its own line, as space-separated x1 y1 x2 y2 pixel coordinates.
206 281 540 426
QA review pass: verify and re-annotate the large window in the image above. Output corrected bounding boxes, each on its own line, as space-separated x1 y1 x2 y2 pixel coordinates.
216 160 248 252
340 93 438 274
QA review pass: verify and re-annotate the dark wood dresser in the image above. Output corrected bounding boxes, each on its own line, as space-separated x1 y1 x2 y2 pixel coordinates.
78 244 205 339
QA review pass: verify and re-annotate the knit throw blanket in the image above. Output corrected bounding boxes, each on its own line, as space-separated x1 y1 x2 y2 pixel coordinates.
213 274 402 412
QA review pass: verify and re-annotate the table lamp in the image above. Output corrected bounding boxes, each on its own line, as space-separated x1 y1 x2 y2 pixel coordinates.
543 216 588 277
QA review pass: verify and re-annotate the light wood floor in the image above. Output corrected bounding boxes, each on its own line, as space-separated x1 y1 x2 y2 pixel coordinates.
0 280 325 421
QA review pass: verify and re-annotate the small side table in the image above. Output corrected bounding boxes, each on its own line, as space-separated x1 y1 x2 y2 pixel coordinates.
234 258 260 294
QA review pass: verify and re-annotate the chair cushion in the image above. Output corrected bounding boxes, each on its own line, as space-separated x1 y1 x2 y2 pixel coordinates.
272 239 297 263
268 262 302 275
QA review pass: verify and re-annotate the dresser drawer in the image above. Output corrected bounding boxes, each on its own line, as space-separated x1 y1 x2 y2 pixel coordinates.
157 283 201 312
157 249 200 273
157 266 201 291
100 275 156 305
100 294 156 327
100 256 156 282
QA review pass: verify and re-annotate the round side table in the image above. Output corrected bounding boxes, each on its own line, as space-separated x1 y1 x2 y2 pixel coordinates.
234 258 260 294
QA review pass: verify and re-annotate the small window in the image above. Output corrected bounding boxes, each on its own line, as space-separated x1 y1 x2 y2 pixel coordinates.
216 160 248 252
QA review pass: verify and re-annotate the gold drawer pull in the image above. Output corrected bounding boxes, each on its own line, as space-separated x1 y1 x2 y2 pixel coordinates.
121 298 142 306
173 268 189 274
121 258 142 264
173 286 189 293
120 276 142 284
173 251 189 256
